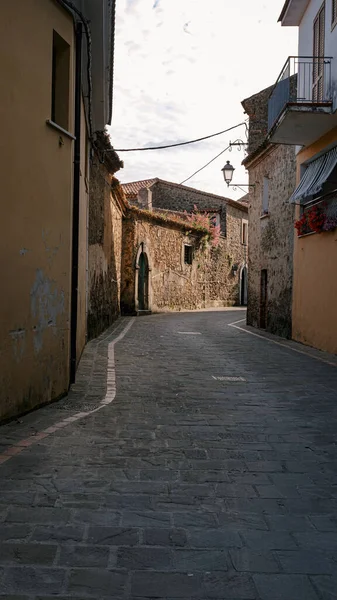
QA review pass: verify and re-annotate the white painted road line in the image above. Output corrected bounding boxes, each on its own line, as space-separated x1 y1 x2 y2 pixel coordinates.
0 318 135 467
228 322 337 368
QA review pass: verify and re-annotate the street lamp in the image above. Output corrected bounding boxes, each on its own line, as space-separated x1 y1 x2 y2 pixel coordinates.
221 160 255 190
221 161 235 186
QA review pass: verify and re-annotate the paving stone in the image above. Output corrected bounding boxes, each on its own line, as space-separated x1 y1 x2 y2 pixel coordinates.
71 508 121 526
58 545 110 568
172 549 228 571
31 525 85 543
121 511 171 527
87 526 140 546
294 532 337 552
2 567 66 595
0 543 57 566
0 525 32 542
131 571 203 597
67 568 127 595
241 531 297 550
253 574 319 600
229 548 280 573
202 571 257 599
309 516 337 532
144 527 188 547
188 528 243 548
310 575 337 600
173 512 218 528
5 507 70 525
117 546 171 570
264 515 314 532
275 550 334 575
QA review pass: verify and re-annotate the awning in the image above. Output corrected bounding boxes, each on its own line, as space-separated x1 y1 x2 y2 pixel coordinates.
290 146 337 204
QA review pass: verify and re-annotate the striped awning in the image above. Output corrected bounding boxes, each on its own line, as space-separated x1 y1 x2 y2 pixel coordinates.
290 146 337 204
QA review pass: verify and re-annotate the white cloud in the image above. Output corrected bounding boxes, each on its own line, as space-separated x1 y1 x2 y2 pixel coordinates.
109 0 298 198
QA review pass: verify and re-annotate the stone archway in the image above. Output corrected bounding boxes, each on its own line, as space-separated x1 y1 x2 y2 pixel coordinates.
138 252 149 310
135 243 152 314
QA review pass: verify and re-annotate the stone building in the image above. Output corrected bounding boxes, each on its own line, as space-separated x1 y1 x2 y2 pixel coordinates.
87 133 124 339
242 86 296 338
121 179 249 313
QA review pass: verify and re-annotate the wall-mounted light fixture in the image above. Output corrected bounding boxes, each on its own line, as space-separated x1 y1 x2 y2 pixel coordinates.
221 161 255 190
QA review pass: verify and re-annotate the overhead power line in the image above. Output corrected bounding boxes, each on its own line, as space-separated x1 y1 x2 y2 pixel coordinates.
180 145 230 185
110 122 246 152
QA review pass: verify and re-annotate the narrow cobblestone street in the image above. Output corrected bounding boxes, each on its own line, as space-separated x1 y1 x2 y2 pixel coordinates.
1 310 337 599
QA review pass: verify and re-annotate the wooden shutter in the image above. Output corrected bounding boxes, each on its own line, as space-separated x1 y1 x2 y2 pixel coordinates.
313 3 325 102
333 0 337 24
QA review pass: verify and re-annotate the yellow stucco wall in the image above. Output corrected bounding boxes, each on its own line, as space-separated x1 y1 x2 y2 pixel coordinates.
76 99 89 362
0 0 86 420
292 126 337 354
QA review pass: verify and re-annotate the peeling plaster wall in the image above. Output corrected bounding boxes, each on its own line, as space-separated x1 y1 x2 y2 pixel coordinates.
0 0 75 420
76 98 90 362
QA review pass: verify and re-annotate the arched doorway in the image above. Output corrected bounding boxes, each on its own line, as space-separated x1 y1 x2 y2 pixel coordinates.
137 252 149 311
240 265 248 306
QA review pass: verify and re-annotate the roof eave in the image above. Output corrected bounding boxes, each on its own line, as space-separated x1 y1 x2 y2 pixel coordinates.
278 0 309 26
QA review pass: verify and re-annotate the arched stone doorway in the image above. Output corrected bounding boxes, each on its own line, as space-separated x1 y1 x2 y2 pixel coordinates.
240 265 248 306
137 251 149 310
135 243 152 314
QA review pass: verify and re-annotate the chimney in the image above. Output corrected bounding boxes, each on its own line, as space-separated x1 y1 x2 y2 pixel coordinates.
137 187 153 210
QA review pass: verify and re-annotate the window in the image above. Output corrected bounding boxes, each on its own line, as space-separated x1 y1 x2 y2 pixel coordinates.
332 0 337 27
184 245 193 265
313 3 325 102
210 213 221 228
262 177 269 214
51 31 70 130
242 220 248 245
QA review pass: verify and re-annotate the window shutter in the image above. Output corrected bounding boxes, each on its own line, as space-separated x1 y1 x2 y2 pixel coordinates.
313 3 325 102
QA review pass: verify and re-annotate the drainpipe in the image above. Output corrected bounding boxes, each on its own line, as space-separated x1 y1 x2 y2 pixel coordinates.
70 22 83 384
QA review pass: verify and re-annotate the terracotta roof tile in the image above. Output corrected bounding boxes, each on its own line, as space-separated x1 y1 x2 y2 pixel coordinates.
121 178 248 213
122 179 158 197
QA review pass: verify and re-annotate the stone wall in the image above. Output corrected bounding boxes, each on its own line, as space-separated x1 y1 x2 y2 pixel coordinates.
87 139 124 339
245 144 296 338
121 207 247 314
150 181 229 235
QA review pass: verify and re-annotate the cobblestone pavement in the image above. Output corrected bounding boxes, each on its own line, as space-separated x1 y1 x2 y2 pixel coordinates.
1 310 337 600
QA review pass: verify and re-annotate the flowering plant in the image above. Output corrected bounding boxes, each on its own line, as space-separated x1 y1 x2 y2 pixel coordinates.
294 213 308 236
294 203 331 236
306 204 325 233
322 216 337 232
184 205 221 247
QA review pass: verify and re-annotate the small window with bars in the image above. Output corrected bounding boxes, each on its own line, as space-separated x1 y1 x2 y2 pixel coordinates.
241 220 248 246
184 244 193 265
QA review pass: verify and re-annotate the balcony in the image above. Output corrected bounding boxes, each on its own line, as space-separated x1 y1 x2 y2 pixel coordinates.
268 56 336 146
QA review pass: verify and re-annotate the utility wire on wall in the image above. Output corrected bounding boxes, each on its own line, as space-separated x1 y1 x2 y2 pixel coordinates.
110 122 246 152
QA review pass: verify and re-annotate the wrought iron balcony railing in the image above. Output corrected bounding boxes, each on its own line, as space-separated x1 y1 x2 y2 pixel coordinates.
268 56 333 132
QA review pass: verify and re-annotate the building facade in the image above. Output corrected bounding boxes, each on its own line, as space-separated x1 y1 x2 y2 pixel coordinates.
0 0 116 421
271 0 337 354
121 179 249 313
242 87 297 338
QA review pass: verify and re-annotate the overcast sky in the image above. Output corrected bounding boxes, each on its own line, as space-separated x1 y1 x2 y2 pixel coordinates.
108 0 298 199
